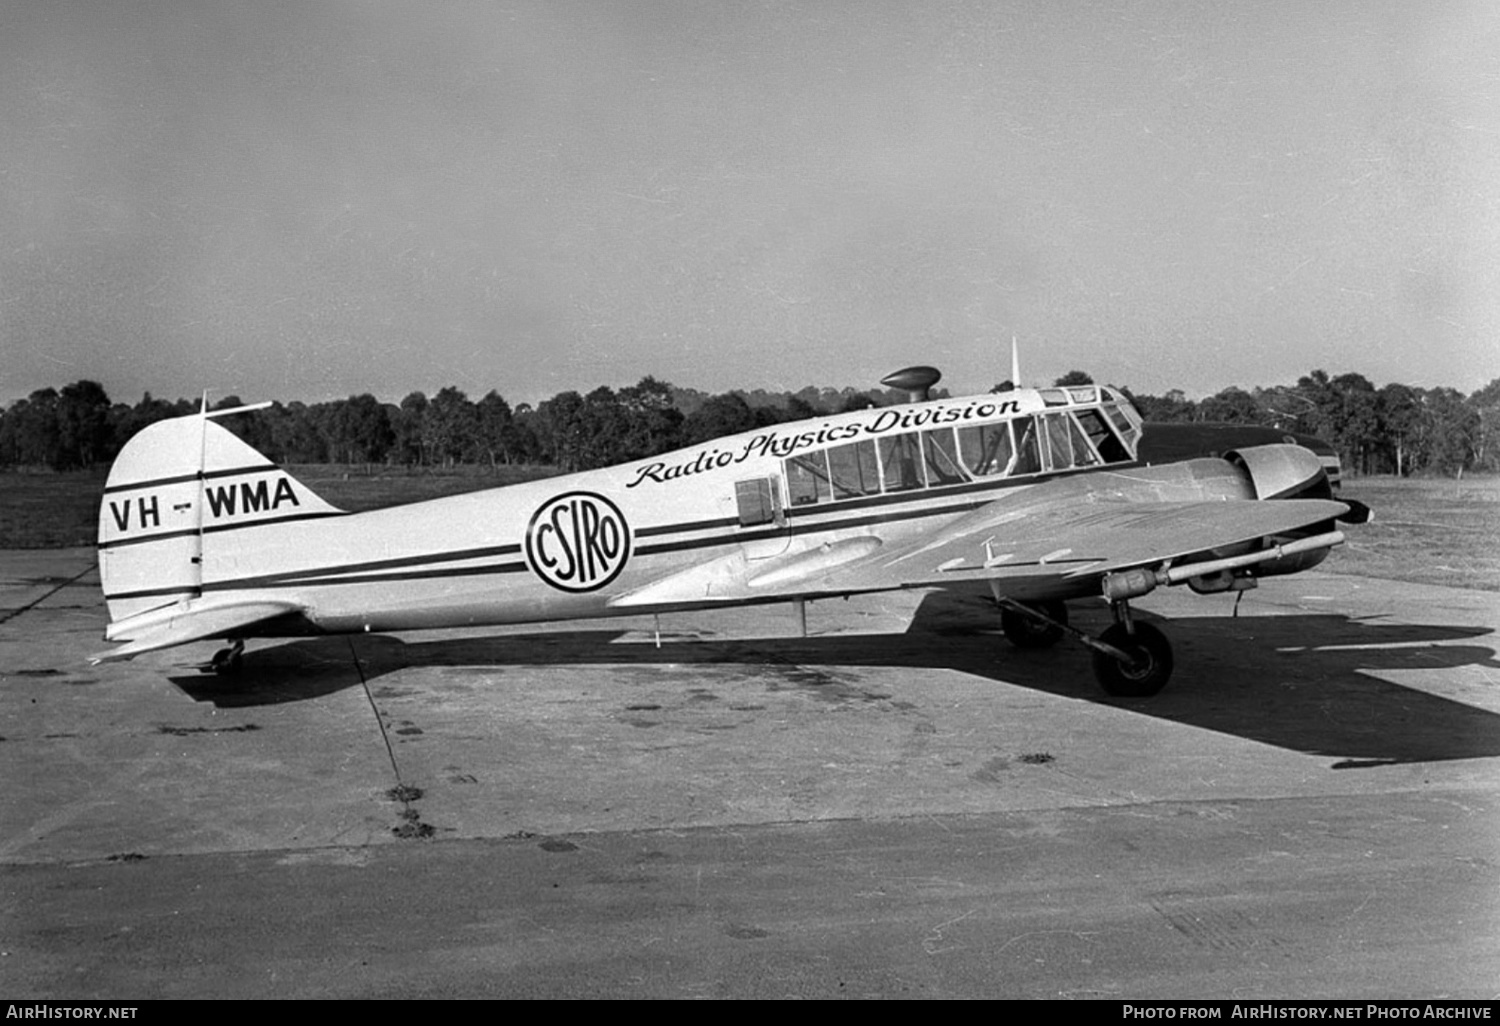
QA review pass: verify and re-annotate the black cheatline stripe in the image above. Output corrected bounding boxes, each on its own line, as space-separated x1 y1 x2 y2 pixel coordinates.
785 491 989 526
102 462 282 494
102 585 201 602
197 542 525 590
203 510 347 534
97 526 201 550
97 509 348 550
634 496 986 558
636 516 737 537
200 561 529 593
107 559 530 601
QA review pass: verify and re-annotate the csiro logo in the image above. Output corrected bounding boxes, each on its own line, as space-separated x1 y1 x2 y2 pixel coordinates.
524 491 633 593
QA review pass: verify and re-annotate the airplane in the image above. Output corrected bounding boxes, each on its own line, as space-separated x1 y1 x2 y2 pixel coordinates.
92 366 1369 697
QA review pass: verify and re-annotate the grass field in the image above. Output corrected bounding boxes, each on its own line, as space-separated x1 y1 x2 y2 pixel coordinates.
2 467 1495 592
1329 476 1500 592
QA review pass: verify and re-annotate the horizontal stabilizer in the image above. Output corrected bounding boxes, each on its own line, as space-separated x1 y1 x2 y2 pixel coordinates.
90 598 305 664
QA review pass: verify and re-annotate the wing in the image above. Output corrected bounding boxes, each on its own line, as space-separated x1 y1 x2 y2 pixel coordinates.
89 598 307 664
610 493 1351 609
818 496 1349 593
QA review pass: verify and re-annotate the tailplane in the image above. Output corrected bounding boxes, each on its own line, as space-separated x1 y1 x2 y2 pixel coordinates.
97 410 342 630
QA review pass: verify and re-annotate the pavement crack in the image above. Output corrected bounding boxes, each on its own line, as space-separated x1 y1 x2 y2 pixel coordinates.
348 638 434 839
0 564 95 626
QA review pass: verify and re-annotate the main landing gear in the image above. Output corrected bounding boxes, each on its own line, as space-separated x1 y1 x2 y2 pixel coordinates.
1089 606 1173 698
208 639 245 677
996 598 1174 697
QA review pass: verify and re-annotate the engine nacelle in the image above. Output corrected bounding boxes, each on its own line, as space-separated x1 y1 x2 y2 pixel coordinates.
1224 444 1334 502
1218 443 1338 578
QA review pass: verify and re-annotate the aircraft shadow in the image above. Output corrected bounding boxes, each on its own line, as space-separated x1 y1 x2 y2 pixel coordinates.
170 590 1500 765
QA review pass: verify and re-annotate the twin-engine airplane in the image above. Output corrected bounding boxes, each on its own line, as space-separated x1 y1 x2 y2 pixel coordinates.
93 367 1368 696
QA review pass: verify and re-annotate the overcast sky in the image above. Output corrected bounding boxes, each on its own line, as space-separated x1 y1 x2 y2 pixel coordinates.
3 1 1497 407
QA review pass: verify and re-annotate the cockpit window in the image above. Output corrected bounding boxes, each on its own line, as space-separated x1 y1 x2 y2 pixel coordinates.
1064 413 1100 466
1103 401 1142 450
1075 408 1130 462
1041 412 1108 470
1040 414 1075 470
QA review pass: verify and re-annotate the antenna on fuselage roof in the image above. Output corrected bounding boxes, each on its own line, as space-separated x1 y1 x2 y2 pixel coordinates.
1011 335 1022 389
880 365 942 404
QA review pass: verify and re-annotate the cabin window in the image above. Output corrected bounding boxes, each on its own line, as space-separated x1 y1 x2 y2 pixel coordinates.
878 434 924 493
827 439 879 499
921 429 968 485
1067 386 1099 404
958 422 1014 477
785 452 831 506
735 477 782 527
1074 408 1130 463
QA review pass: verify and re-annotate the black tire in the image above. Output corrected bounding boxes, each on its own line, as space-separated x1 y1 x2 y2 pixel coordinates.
1092 622 1173 697
210 647 244 677
1001 600 1068 649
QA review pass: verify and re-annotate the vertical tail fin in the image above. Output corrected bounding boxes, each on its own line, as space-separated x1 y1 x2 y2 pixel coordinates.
97 412 342 627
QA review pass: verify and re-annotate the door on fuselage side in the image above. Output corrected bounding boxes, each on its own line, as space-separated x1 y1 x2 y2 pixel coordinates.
734 474 790 559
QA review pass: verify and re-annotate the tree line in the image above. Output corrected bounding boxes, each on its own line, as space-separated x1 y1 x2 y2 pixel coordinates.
1120 370 1496 478
3 369 1497 478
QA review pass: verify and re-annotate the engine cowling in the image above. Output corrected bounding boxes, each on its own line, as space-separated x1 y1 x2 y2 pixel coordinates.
1224 444 1334 502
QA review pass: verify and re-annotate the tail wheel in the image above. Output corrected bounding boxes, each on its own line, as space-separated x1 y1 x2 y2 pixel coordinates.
1000 600 1068 649
210 642 245 677
1092 622 1173 697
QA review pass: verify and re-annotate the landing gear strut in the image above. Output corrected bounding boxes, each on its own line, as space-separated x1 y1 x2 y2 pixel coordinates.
209 639 245 677
995 597 1175 697
999 599 1068 648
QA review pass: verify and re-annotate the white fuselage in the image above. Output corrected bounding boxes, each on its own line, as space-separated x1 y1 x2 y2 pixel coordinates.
104 384 1248 642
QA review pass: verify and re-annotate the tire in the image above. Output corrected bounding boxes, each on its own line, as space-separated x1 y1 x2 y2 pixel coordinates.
1001 600 1068 649
210 647 244 677
1092 622 1173 697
